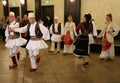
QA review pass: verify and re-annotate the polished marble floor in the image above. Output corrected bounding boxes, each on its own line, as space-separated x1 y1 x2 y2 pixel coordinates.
0 39 120 83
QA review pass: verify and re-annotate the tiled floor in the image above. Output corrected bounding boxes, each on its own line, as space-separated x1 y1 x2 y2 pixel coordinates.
0 39 120 83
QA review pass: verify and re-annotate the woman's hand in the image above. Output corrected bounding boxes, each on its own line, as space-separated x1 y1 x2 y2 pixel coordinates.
76 34 81 38
107 31 113 35
96 36 99 39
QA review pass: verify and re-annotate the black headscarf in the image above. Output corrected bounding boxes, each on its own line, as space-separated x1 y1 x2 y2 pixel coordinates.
83 14 93 33
84 14 92 23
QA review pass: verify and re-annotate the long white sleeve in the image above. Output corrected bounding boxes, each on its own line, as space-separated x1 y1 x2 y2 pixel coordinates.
61 24 64 35
98 24 105 38
49 24 53 34
5 21 20 42
111 23 120 37
5 25 9 42
14 25 28 33
5 25 9 37
63 23 67 35
39 24 50 40
73 22 77 36
92 22 98 36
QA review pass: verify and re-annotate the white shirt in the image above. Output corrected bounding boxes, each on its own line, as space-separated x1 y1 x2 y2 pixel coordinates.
29 22 36 36
54 23 59 32
5 20 19 37
50 22 63 35
14 22 50 40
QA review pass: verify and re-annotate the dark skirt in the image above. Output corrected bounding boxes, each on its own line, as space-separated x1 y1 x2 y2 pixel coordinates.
73 34 89 56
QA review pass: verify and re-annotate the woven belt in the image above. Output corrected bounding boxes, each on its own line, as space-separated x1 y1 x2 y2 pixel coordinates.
53 32 60 35
30 36 41 40
9 35 19 39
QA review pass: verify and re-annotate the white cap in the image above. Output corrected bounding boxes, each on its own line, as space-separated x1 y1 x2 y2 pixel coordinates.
54 17 58 19
9 12 15 16
28 12 35 18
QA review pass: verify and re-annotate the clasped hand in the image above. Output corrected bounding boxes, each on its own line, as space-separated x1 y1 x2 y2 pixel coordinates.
8 27 14 32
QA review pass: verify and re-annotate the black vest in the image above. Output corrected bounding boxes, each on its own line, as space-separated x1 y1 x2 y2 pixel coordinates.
52 23 61 34
27 23 43 38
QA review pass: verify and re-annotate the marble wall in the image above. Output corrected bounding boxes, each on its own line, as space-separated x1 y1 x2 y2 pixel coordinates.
81 0 120 29
41 0 64 24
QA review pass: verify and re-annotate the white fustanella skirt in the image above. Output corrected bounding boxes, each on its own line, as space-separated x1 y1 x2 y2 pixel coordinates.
5 38 27 48
26 39 48 50
51 34 61 42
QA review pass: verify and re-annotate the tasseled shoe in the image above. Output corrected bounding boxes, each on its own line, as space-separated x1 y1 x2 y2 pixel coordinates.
29 68 37 72
9 64 17 69
9 56 17 69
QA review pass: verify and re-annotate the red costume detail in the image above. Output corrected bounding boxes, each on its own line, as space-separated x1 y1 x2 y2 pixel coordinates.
62 31 73 45
102 33 112 51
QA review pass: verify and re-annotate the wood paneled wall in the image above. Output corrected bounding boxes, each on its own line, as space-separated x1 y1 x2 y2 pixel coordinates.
64 0 81 25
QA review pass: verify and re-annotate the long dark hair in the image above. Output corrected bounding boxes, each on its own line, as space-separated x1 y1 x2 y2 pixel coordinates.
84 14 93 33
84 14 92 28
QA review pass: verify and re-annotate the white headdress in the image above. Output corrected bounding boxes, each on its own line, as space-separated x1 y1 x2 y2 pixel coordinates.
28 12 35 18
9 12 15 16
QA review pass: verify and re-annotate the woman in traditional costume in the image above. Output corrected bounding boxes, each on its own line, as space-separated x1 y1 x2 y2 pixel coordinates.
74 14 97 66
63 15 77 54
98 14 119 60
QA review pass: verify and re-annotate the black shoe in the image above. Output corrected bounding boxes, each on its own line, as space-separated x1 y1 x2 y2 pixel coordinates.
107 58 112 60
78 57 82 59
83 62 89 66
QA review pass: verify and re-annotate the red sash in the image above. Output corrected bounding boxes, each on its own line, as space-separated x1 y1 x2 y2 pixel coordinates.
102 33 112 51
96 37 98 44
62 31 73 45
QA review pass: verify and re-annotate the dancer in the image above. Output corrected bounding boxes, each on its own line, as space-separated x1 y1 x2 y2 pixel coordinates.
74 14 97 66
9 12 50 72
98 13 119 60
5 12 27 69
49 17 63 53
63 15 77 54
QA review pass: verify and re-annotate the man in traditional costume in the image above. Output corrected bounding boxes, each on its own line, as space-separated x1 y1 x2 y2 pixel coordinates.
9 12 50 72
49 17 63 53
5 12 27 69
74 14 97 66
63 15 77 54
98 14 119 60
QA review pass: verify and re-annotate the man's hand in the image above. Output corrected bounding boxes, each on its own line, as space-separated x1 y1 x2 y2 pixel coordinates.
8 35 13 39
8 27 14 32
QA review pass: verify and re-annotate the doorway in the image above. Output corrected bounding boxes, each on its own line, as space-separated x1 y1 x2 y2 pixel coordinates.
10 7 20 17
64 0 81 25
40 5 54 22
